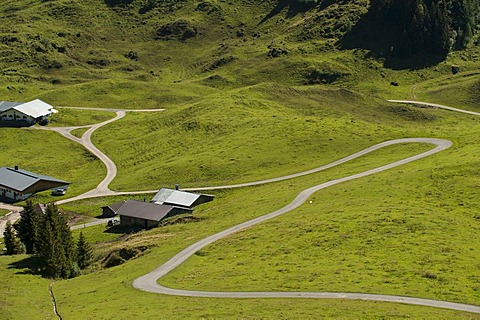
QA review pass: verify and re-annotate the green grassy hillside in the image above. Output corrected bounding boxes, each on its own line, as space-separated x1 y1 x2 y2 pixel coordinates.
1 0 477 108
0 128 104 202
416 72 480 109
2 0 480 319
95 84 441 191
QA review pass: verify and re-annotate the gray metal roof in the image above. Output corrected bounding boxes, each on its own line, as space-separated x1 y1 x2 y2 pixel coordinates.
117 200 177 221
0 101 22 112
151 188 175 204
0 99 56 118
0 166 69 192
151 188 201 207
14 99 56 118
102 200 126 213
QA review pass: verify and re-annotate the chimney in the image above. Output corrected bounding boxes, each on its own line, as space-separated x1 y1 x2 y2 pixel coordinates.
14 165 18 170
175 184 180 190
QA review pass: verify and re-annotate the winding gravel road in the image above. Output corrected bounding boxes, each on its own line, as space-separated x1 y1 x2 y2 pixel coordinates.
388 100 480 116
54 108 165 204
0 204 22 236
132 138 480 314
131 101 480 313
53 110 127 203
3 101 480 313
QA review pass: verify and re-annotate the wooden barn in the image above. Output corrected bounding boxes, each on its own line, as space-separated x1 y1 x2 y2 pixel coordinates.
114 200 192 229
101 200 126 218
0 166 69 203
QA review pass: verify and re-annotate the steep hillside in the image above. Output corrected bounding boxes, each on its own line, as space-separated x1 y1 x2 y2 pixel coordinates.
1 0 478 108
0 0 363 81
3 2 480 319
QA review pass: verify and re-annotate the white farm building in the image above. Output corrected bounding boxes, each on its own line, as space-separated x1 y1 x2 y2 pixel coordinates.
0 99 58 127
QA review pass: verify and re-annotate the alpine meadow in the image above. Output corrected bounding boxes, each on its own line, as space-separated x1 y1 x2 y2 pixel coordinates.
1 0 480 319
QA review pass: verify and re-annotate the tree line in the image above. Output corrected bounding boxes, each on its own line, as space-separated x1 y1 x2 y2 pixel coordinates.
3 200 93 279
369 0 479 57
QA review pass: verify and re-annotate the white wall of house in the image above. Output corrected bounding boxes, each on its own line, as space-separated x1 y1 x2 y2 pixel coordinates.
0 109 35 124
0 187 30 201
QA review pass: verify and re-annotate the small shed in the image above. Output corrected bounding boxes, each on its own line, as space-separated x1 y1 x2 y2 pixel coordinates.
33 203 47 215
151 188 214 209
101 200 126 218
117 200 192 229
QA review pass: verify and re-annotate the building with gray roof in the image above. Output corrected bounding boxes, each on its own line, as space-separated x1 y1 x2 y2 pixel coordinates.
116 200 192 229
0 99 57 127
101 200 126 218
0 101 22 112
102 189 213 230
151 188 214 209
0 166 69 203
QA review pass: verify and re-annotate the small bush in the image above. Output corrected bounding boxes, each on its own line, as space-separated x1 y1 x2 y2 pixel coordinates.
87 59 110 67
103 251 124 268
267 47 289 58
104 0 134 7
102 246 149 268
421 271 438 279
195 250 207 257
154 20 197 41
36 56 63 70
124 51 139 60
139 0 156 14
0 35 19 45
305 68 343 84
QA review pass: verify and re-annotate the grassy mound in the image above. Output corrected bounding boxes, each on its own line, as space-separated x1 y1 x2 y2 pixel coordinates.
415 72 480 110
92 84 442 191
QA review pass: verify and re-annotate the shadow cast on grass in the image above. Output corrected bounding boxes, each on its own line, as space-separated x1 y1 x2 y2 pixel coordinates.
104 224 142 234
7 255 41 275
259 0 318 25
103 216 202 235
338 7 447 70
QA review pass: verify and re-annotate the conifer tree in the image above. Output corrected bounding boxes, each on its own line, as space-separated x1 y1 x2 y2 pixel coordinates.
37 204 77 278
76 231 93 269
367 0 480 56
3 221 25 255
3 221 16 255
16 200 40 254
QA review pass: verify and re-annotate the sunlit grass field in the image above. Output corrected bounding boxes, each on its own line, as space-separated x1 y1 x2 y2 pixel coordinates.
1 0 480 318
2 78 480 318
415 72 480 110
0 129 104 204
55 138 480 318
49 107 115 127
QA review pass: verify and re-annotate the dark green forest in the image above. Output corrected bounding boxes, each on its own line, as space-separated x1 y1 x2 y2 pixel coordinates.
351 0 480 57
280 0 480 61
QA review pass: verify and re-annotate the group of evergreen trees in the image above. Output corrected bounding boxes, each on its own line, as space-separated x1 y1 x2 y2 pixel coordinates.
3 221 25 255
3 200 93 279
369 0 480 57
